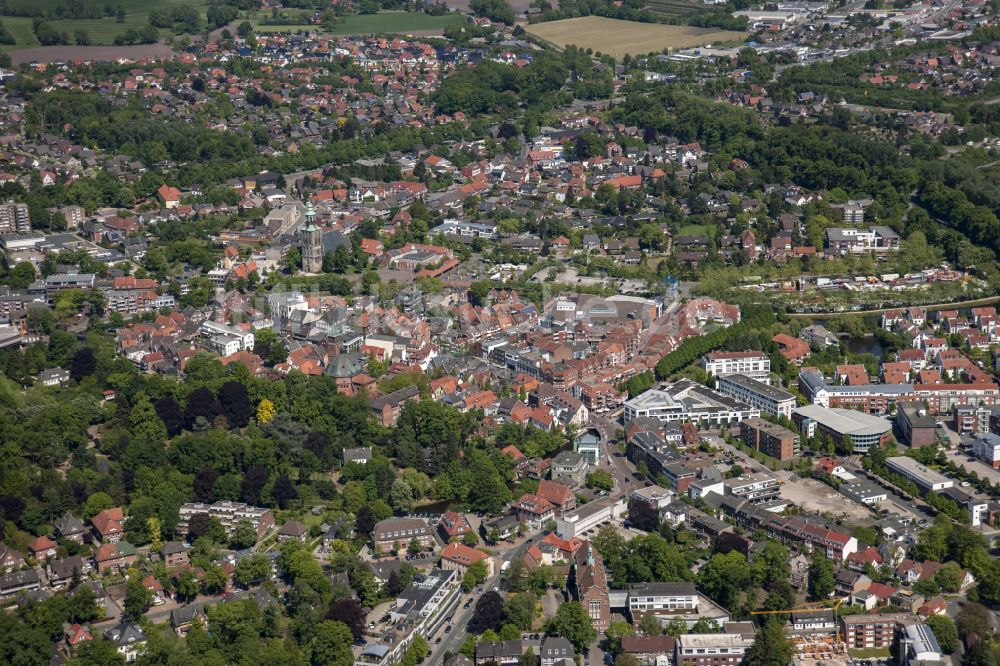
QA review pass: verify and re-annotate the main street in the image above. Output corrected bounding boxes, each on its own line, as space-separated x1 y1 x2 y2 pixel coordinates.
427 534 541 665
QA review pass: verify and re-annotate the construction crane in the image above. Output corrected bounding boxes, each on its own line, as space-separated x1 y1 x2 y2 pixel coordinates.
750 596 848 616
751 597 849 647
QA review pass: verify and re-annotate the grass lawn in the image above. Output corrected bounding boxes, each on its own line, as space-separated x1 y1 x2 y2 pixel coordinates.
848 648 891 659
0 16 39 51
677 224 712 236
253 11 465 36
2 0 212 47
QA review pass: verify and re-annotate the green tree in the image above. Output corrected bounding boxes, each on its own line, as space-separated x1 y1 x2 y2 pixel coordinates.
390 478 415 514
84 491 115 519
462 559 489 592
808 553 835 600
73 638 127 665
123 578 152 622
926 614 958 654
934 561 964 593
231 518 259 549
553 601 596 652
664 616 689 637
234 553 272 587
503 591 536 630
202 564 228 594
310 620 354 666
177 570 199 601
743 618 795 666
130 394 167 444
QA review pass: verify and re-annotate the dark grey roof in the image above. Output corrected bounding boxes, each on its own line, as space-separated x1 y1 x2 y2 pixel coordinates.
103 621 147 647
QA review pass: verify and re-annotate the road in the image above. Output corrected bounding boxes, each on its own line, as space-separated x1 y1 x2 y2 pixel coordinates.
428 535 540 665
591 409 642 500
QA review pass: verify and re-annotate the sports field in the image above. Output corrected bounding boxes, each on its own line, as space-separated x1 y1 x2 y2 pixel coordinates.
525 16 746 58
253 11 465 36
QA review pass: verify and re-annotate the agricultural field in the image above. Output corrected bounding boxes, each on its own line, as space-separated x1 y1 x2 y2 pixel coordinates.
1 0 212 48
642 0 704 18
525 16 746 58
252 11 465 36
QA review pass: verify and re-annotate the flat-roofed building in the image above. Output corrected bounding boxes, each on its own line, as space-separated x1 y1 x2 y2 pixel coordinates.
675 633 753 666
886 456 953 492
723 473 780 504
972 433 1000 468
357 569 460 666
739 417 800 461
897 403 938 448
627 582 698 614
624 380 759 426
555 496 626 539
792 405 893 453
717 374 796 419
841 614 911 650
177 501 273 540
701 351 770 383
903 622 942 663
840 480 888 505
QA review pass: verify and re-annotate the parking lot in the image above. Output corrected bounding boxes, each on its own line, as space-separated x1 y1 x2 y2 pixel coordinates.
944 449 1000 486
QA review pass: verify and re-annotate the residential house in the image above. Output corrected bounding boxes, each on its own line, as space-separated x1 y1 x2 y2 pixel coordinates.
160 542 189 568
53 512 88 543
370 385 420 426
440 542 494 577
438 511 473 542
94 541 138 573
104 621 148 662
540 636 575 666
91 507 125 543
277 520 309 544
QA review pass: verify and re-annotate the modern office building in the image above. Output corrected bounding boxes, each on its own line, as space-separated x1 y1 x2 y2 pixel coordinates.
792 404 893 453
624 380 759 426
627 582 698 614
359 569 461 666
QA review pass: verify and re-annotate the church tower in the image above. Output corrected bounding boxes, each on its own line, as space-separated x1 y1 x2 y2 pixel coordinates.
300 202 322 273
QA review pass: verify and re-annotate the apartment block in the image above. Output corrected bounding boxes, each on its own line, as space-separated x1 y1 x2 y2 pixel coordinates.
0 202 31 234
840 614 906 650
739 417 800 461
717 374 796 419
177 501 274 540
701 351 771 383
